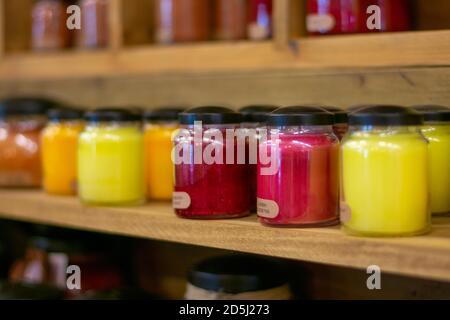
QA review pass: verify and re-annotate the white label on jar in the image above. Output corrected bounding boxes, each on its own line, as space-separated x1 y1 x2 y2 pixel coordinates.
173 192 191 209
257 198 279 218
340 201 352 223
306 14 336 32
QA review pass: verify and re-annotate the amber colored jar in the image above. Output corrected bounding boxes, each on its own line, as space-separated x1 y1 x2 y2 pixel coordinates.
155 0 211 43
248 0 272 40
32 0 70 51
215 0 247 41
0 98 58 188
78 0 109 48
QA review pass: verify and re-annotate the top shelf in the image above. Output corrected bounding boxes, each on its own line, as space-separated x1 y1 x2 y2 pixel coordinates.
0 190 450 283
1 30 449 80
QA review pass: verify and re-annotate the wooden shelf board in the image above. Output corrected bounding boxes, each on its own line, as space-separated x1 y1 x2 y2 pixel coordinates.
0 190 450 282
0 30 449 80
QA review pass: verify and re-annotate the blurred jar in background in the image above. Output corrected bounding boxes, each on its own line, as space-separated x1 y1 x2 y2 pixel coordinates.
248 0 272 40
306 0 362 35
32 0 70 51
155 0 211 44
77 0 109 48
0 98 58 188
360 0 411 32
215 0 247 41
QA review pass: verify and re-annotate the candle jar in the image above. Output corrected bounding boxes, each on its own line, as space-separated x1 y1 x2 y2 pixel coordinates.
77 0 109 48
321 106 349 140
248 0 272 40
155 0 211 44
31 0 70 51
41 108 84 196
360 0 411 32
412 105 450 215
306 0 362 35
144 107 184 201
185 255 291 300
173 106 251 219
0 98 57 188
78 109 144 206
341 106 430 237
215 0 247 41
257 106 340 227
239 105 278 212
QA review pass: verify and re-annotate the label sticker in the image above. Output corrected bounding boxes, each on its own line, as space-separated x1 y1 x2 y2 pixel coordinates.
257 198 279 218
340 201 352 223
173 192 191 209
306 14 336 32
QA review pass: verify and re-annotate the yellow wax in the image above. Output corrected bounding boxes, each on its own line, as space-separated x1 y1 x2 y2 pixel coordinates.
42 122 84 195
341 129 430 236
78 125 145 205
144 124 177 200
421 124 450 214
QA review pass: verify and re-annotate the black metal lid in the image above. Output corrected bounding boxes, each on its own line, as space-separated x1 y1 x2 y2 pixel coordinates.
411 105 450 123
238 105 279 123
188 255 287 294
0 97 61 118
349 105 423 126
48 107 84 121
267 105 335 126
179 106 241 125
0 281 64 300
319 106 348 124
144 107 185 122
85 108 142 122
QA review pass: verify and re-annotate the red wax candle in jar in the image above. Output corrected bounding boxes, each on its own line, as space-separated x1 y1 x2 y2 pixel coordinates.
174 106 251 219
78 0 110 48
215 0 248 41
248 0 272 40
360 0 411 32
257 106 340 227
306 0 362 35
239 105 279 212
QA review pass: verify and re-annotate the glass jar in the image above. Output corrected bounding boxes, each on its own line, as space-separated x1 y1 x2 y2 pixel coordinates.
215 0 247 41
321 106 349 140
41 108 84 196
341 106 430 237
306 0 362 35
0 98 57 188
360 0 411 32
144 107 184 201
412 105 450 215
78 0 109 48
32 0 70 51
173 106 251 219
257 106 340 227
78 109 145 206
239 105 278 212
185 255 291 300
155 0 211 44
248 0 272 41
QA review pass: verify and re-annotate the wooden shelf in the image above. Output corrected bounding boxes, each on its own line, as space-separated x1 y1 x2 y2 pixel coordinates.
0 190 449 282
0 30 449 80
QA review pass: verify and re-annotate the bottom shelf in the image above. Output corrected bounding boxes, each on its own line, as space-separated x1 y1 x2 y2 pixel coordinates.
0 190 449 282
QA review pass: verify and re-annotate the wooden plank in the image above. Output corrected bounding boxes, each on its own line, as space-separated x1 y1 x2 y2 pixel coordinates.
0 190 450 282
0 30 449 80
109 0 123 51
289 0 307 38
121 0 154 47
3 0 33 53
0 66 449 109
0 0 4 58
273 0 290 48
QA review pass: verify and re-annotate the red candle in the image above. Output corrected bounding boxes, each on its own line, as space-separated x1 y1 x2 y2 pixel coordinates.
257 106 340 227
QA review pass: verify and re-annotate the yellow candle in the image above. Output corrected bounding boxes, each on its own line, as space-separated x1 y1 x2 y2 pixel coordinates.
78 123 145 205
42 121 84 195
421 124 450 214
144 123 177 200
342 129 430 237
